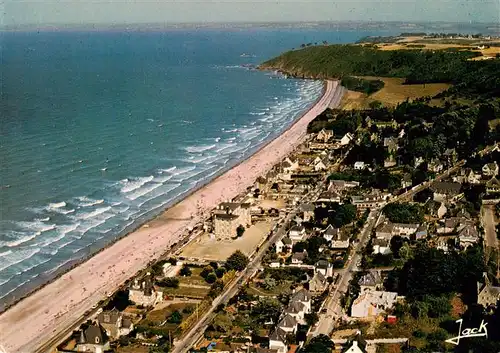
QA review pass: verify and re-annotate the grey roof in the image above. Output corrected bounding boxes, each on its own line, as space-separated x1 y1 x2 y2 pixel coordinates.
459 225 479 238
376 222 394 234
80 324 107 345
290 225 305 233
324 224 339 236
373 238 389 246
97 308 121 325
282 236 292 245
359 270 382 287
292 252 307 261
278 314 297 328
269 327 287 342
285 301 305 314
315 259 331 270
291 288 311 302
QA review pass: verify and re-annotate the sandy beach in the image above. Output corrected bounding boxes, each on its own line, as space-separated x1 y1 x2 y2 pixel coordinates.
0 79 339 353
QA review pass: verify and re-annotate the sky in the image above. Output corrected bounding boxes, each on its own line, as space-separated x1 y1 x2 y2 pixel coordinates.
2 0 499 27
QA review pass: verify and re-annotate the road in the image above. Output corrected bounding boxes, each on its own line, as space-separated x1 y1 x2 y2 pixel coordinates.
311 208 380 336
481 205 498 261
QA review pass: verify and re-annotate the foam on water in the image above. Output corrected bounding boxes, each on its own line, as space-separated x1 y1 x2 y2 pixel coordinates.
75 196 105 207
184 144 217 153
120 176 154 193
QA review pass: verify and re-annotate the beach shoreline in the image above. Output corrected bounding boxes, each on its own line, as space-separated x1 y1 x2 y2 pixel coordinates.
0 79 340 353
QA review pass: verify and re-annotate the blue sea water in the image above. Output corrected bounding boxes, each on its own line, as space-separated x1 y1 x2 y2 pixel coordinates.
0 27 397 305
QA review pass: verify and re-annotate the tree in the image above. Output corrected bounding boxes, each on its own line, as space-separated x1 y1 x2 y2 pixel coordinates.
209 261 219 270
168 310 182 324
201 265 215 279
304 312 319 326
215 267 226 278
390 235 405 257
206 272 217 284
383 202 424 223
212 312 233 333
262 276 277 290
398 243 413 261
302 334 333 353
236 225 245 238
250 298 282 324
179 265 192 277
413 188 433 203
225 250 249 272
156 278 179 288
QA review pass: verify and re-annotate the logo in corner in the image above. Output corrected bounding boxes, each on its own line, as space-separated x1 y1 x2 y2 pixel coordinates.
445 318 488 345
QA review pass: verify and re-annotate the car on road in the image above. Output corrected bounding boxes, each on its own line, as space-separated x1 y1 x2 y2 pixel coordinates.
321 308 327 313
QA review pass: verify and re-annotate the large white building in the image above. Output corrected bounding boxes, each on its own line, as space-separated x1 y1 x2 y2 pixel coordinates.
351 291 398 318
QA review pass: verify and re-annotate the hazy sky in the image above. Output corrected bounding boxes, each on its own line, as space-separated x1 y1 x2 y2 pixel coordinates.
3 0 499 26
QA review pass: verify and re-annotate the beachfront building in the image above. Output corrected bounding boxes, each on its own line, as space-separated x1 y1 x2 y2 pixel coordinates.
213 202 251 240
74 324 110 353
128 273 163 307
96 309 134 339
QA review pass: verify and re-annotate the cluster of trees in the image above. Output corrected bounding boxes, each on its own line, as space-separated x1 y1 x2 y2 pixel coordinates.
314 203 357 228
383 202 424 223
201 262 227 284
292 236 327 265
225 250 249 272
340 76 384 95
306 108 362 135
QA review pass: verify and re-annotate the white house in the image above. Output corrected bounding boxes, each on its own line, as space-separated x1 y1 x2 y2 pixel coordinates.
314 158 327 172
284 301 307 321
128 273 163 307
344 340 366 353
372 238 391 255
354 161 366 170
290 288 312 313
316 190 341 204
322 224 339 242
275 236 292 254
316 129 334 143
269 328 288 353
289 225 306 242
315 260 333 278
282 157 300 174
458 225 480 248
482 162 499 176
393 223 420 238
330 230 350 249
291 251 307 265
299 203 315 222
277 314 298 333
340 132 354 146
351 291 398 318
359 270 383 293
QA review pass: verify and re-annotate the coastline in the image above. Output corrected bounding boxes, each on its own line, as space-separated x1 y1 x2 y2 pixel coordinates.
0 79 324 314
0 79 340 353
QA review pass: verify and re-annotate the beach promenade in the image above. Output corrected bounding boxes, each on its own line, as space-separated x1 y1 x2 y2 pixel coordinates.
0 80 339 353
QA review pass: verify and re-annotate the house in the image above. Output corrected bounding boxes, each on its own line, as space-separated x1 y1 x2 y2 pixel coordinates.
482 161 499 176
96 309 134 339
289 225 306 242
414 156 424 168
393 223 419 238
128 273 163 307
443 148 458 167
354 161 366 170
343 335 368 353
299 203 315 222
316 129 334 143
278 314 298 333
415 224 428 240
276 236 292 254
74 324 110 353
457 225 480 248
430 181 462 201
213 202 251 240
328 180 360 191
255 176 268 191
284 301 307 321
281 157 300 174
359 270 383 292
351 192 387 211
477 274 500 309
339 132 355 146
291 251 307 265
454 168 481 184
314 158 328 172
436 217 472 234
269 327 288 353
486 176 500 194
401 173 412 189
383 137 398 154
428 158 444 173
322 225 339 242
315 259 333 278
372 238 391 255
316 190 341 204
437 202 447 219
308 272 327 293
351 291 398 318
375 222 394 240
290 288 312 313
330 229 350 249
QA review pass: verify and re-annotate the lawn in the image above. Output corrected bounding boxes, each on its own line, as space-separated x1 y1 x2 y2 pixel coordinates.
247 280 294 297
340 77 450 109
161 285 210 298
177 267 210 286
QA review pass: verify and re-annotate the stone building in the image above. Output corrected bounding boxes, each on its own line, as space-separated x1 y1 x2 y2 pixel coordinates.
128 273 163 307
213 202 251 239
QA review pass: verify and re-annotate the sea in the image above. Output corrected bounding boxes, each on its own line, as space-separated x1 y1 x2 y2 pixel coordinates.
0 24 455 307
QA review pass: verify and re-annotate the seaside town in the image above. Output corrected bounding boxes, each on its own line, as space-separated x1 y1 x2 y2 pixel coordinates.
1 31 500 353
